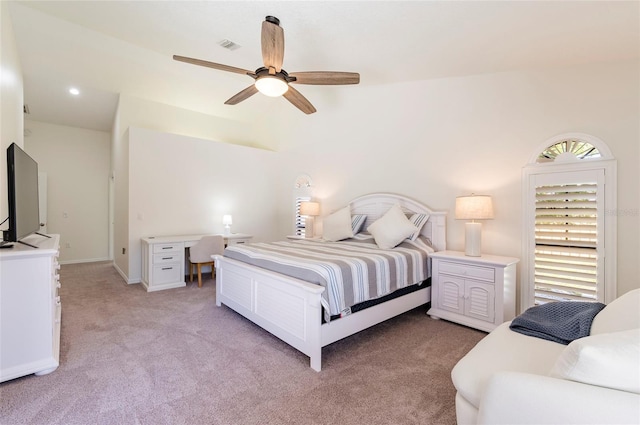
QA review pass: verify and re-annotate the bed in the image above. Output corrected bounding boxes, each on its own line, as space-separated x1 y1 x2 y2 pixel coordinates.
213 193 447 371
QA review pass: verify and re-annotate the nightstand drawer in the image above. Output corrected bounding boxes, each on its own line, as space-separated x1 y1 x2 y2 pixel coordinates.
439 261 495 282
226 238 250 246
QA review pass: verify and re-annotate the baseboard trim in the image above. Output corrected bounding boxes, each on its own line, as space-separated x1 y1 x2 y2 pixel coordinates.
111 261 140 284
59 257 110 265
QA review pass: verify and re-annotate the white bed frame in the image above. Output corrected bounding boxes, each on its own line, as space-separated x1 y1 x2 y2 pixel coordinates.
214 193 447 371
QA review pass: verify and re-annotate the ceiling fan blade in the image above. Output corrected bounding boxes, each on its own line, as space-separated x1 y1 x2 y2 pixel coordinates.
224 85 259 105
173 55 254 76
283 86 316 114
261 17 284 73
289 71 360 85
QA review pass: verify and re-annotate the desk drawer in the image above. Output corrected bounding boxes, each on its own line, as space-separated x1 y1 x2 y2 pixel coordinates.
439 261 495 282
153 243 183 254
152 264 182 285
153 253 181 264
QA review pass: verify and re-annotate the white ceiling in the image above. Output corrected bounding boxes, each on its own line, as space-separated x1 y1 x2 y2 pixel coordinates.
8 0 639 132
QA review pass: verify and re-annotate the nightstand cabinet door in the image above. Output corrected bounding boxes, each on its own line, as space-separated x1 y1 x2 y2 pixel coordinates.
437 275 465 314
427 251 518 332
465 281 495 323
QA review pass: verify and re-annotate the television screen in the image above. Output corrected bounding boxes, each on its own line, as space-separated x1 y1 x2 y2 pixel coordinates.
6 143 40 242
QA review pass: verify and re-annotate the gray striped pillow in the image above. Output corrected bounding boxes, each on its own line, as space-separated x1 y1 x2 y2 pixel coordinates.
407 213 429 241
351 214 367 235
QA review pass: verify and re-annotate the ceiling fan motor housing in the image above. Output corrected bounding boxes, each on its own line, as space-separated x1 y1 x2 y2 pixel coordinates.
255 67 294 83
265 16 280 26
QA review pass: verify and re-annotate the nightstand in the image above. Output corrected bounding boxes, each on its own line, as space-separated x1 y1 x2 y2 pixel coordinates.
286 235 321 240
427 250 519 332
224 233 253 246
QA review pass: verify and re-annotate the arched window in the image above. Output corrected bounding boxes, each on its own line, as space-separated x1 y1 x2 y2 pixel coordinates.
537 139 602 162
522 133 617 309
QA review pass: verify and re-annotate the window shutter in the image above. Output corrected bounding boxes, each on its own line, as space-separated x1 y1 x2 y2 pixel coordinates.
532 170 604 304
295 196 311 236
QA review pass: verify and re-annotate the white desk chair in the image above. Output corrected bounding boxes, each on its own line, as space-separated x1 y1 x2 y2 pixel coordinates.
188 235 224 288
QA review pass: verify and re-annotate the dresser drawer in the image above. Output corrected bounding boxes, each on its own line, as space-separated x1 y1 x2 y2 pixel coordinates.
439 261 495 282
152 264 182 285
153 243 183 254
153 253 181 264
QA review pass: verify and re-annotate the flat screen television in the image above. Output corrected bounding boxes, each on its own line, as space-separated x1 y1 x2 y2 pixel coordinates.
5 143 41 246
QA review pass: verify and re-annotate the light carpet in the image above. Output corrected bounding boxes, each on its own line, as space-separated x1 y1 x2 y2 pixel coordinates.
0 261 485 425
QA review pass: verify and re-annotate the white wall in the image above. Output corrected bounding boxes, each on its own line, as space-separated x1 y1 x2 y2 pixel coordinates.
24 120 110 263
125 127 288 283
272 59 640 299
111 99 129 280
102 58 637 304
111 94 291 281
0 1 24 221
115 94 277 150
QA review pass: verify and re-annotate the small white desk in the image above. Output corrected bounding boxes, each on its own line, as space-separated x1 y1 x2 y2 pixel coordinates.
140 233 252 292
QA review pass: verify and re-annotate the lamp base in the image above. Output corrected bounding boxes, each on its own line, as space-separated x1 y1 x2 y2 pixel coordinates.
465 222 482 257
305 217 315 238
224 225 231 236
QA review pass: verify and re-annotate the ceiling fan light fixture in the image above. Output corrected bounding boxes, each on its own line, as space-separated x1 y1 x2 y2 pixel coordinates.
255 76 288 97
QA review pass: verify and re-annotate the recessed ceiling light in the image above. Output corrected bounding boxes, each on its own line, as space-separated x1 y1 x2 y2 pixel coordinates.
69 87 80 95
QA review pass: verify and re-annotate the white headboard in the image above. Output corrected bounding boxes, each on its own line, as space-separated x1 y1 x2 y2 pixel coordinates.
349 193 447 251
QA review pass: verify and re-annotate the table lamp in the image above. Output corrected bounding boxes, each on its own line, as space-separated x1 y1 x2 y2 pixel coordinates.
222 215 233 236
299 201 320 238
455 194 494 257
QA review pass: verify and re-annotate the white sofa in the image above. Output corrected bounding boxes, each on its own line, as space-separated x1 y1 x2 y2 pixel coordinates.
451 288 640 425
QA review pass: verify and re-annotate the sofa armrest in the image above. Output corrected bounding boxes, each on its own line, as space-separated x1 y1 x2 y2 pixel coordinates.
477 372 640 425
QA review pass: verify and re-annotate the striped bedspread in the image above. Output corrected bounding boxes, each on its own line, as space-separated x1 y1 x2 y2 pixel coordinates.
223 236 434 317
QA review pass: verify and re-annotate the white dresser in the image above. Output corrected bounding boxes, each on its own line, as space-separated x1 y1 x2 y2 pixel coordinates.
427 250 519 332
140 233 252 292
0 234 61 382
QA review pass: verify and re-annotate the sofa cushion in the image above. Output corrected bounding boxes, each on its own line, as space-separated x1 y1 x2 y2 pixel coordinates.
550 328 640 394
451 321 566 409
591 289 640 335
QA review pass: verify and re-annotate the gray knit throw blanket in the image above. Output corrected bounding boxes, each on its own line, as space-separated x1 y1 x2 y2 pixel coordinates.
509 301 606 345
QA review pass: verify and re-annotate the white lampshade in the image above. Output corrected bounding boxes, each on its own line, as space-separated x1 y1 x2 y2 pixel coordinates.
455 195 494 220
299 201 320 216
455 195 493 257
255 76 289 97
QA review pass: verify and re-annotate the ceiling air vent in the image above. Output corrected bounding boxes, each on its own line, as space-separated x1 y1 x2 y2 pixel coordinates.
218 39 241 51
23 104 30 114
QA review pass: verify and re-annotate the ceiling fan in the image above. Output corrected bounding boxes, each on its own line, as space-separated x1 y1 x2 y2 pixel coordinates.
173 16 360 114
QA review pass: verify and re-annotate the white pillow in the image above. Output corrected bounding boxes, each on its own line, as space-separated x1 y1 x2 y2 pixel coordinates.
322 206 354 241
590 289 640 335
367 204 419 249
407 213 429 241
550 328 640 394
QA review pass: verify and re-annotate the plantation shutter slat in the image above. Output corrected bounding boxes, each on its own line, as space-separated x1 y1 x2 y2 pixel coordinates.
295 196 311 236
533 174 603 305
